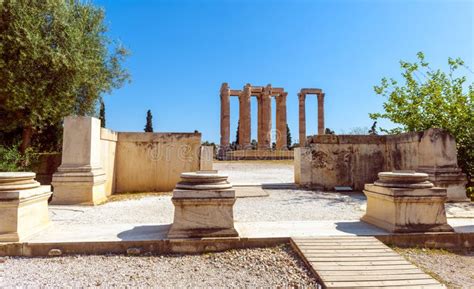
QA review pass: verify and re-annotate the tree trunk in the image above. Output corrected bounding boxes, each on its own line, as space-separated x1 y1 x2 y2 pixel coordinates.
20 126 33 153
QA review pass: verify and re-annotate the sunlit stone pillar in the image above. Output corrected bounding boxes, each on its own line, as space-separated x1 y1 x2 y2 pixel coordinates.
257 94 263 149
259 85 272 150
318 92 325 135
298 93 306 146
238 84 251 149
276 92 288 150
220 83 231 153
51 116 106 205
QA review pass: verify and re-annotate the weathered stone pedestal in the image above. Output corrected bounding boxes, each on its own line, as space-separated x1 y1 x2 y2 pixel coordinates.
361 171 453 233
0 172 52 242
168 171 238 238
419 166 469 202
52 116 106 205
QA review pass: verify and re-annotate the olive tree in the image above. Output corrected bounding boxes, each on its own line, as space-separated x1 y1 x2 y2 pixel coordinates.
370 52 474 179
0 0 130 152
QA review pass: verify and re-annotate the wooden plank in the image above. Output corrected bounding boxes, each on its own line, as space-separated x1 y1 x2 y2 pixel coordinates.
301 249 394 253
311 260 412 266
311 265 419 271
305 256 406 262
326 279 441 288
296 245 385 249
301 252 400 257
291 237 444 289
322 274 433 282
317 269 424 275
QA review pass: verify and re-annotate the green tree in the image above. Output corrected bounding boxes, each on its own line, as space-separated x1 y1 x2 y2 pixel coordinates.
235 120 240 146
144 109 153 132
370 52 474 179
99 100 106 128
0 0 130 152
286 124 292 149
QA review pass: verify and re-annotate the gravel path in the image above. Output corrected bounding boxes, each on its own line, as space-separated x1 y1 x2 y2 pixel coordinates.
2 245 318 288
396 248 474 288
50 190 366 225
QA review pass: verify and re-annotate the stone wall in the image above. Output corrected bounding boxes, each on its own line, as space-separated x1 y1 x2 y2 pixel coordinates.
295 128 467 200
100 128 118 196
52 116 204 204
115 132 201 193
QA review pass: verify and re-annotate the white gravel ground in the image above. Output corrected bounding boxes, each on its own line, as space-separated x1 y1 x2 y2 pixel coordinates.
50 189 366 225
3 245 319 288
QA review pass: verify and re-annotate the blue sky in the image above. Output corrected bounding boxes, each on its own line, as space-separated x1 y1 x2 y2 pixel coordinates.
95 0 473 143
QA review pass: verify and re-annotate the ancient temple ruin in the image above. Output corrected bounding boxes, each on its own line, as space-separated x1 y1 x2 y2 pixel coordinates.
219 83 325 152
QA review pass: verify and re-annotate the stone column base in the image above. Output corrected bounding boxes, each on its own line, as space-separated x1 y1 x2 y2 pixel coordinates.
51 167 106 205
0 186 52 242
168 191 238 239
362 184 453 233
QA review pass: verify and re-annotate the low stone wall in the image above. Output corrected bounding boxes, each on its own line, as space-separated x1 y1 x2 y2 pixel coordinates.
115 132 201 193
295 129 467 199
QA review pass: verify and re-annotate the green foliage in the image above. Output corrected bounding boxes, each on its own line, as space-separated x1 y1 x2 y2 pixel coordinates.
0 144 38 171
144 109 153 132
0 0 130 147
235 120 240 145
99 100 105 128
370 52 474 179
286 124 292 149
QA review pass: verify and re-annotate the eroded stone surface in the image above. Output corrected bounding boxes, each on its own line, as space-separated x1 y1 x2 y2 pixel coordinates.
168 171 238 238
0 172 51 242
362 171 453 233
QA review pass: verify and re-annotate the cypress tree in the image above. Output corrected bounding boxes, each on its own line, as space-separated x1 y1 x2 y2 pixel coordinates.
144 110 153 132
99 100 106 128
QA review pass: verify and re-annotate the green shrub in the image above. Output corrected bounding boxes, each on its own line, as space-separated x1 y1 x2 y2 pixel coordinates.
0 145 38 172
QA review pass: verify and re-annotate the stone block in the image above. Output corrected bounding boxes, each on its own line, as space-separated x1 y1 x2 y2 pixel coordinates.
361 171 453 233
0 172 52 242
51 116 106 205
168 172 238 239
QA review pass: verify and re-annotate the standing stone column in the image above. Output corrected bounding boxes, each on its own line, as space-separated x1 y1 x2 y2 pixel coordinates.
238 84 251 149
298 93 306 146
318 92 325 135
52 116 106 205
257 94 264 150
259 85 272 150
276 92 288 150
220 83 231 153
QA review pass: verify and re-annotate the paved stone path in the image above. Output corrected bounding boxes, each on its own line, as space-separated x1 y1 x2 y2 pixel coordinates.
291 236 445 289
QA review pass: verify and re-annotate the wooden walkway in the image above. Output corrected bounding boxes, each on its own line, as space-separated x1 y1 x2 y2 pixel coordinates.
291 236 445 289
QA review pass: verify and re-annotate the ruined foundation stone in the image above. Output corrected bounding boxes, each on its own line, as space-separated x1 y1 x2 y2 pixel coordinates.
361 171 453 233
0 172 52 242
168 171 238 238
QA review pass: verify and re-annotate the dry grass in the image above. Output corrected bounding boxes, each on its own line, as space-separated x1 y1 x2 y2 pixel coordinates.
106 192 172 203
214 159 294 165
